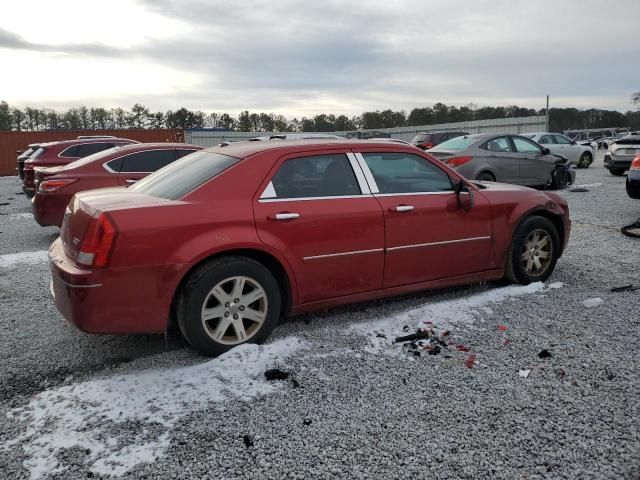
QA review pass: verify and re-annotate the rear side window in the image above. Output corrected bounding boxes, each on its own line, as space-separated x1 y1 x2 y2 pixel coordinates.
268 154 360 199
361 152 452 194
130 151 240 200
554 135 572 145
539 135 556 144
432 136 477 151
483 136 512 152
119 150 177 172
59 145 80 158
76 142 114 157
513 137 542 154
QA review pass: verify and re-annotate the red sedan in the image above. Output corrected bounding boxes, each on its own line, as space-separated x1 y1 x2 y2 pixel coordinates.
49 140 570 356
32 143 203 227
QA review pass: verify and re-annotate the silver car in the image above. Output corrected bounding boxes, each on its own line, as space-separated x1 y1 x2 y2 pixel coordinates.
427 133 576 188
523 132 595 168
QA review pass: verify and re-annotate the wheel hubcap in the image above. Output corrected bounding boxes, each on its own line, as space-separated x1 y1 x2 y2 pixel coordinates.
201 276 268 345
520 229 553 276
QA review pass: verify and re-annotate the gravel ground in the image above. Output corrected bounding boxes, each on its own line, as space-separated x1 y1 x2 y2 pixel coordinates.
0 151 638 479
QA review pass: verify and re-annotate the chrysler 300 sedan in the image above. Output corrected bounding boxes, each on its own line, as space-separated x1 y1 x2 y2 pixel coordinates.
49 140 570 356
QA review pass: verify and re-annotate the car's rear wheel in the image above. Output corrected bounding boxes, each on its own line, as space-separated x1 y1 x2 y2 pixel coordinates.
505 216 560 285
476 171 496 182
577 152 592 168
610 168 625 176
177 256 281 356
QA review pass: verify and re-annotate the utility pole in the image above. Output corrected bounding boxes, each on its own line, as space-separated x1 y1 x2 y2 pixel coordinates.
545 95 550 131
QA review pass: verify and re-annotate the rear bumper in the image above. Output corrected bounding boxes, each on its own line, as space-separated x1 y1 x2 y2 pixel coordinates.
604 156 632 170
49 238 176 334
32 193 67 227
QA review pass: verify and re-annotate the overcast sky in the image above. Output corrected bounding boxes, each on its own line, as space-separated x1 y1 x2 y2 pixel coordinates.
0 0 639 117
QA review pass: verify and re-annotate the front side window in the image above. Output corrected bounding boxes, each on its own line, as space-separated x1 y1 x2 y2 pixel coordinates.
554 135 572 145
513 137 543 154
268 154 360 199
119 150 177 172
483 136 512 152
361 152 452 194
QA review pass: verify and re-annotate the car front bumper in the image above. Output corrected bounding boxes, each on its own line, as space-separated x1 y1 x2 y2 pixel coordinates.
627 170 640 199
49 238 174 334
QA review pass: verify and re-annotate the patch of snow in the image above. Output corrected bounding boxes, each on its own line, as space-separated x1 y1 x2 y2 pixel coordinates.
3 336 304 479
0 250 48 268
583 297 604 308
572 182 602 189
8 213 33 220
548 282 564 289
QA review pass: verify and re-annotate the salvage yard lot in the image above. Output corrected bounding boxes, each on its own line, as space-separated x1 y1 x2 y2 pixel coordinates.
0 152 638 479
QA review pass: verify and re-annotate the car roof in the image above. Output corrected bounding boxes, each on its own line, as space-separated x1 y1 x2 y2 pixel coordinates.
38 137 138 147
206 139 419 158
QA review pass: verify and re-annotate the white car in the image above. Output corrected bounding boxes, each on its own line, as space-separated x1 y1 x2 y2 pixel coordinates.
523 132 595 168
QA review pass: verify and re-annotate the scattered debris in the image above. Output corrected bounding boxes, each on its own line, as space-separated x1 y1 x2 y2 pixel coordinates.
569 187 589 193
582 298 604 308
394 331 431 343
465 354 477 369
503 338 511 346
456 344 470 352
375 332 387 339
555 368 566 379
538 349 552 359
402 325 410 332
0 202 9 206
497 325 508 331
395 326 449 357
519 369 531 379
605 369 616 381
291 378 300 388
243 435 254 448
303 419 312 426
611 284 639 293
264 368 289 381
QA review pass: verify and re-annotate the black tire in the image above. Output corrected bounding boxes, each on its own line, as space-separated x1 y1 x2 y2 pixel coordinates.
504 216 560 285
177 256 281 356
610 168 625 176
549 166 569 190
476 171 496 182
577 152 592 168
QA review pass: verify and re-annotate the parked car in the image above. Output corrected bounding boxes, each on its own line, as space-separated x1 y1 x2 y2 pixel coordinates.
248 133 344 141
345 130 391 139
626 155 640 199
427 134 576 188
411 131 469 150
32 143 203 227
523 132 595 168
605 134 640 176
49 140 570 356
18 137 138 196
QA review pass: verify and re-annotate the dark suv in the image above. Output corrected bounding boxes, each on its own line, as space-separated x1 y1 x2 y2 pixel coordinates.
411 131 469 150
17 136 138 196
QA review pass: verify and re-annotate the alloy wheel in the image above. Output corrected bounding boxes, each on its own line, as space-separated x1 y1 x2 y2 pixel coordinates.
520 229 553 277
200 276 268 345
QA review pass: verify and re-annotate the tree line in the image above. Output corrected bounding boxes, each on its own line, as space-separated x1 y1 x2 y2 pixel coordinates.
1 99 639 134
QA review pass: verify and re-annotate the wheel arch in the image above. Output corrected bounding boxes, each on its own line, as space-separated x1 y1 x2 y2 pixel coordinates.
511 208 565 255
168 247 295 331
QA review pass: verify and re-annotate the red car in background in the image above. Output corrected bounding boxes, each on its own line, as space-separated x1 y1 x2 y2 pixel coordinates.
18 136 138 196
49 140 570 357
33 143 203 227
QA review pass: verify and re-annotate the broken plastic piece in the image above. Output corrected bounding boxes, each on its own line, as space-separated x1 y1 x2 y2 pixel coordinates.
538 349 552 359
394 330 431 343
497 325 508 331
243 435 254 448
303 419 312 426
456 344 470 352
611 284 639 293
465 354 476 369
264 368 289 381
519 369 531 379
582 298 604 308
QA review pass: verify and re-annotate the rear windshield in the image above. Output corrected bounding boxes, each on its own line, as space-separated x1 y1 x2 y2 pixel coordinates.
130 151 240 200
430 136 477 152
30 147 47 160
411 134 431 143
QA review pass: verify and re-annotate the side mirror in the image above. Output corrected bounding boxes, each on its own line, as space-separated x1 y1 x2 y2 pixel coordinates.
541 147 550 155
454 180 474 212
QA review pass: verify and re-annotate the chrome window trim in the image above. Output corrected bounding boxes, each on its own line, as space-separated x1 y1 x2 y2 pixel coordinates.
374 191 455 197
346 152 371 194
353 152 379 193
303 248 384 261
259 194 371 203
386 236 491 252
101 147 183 174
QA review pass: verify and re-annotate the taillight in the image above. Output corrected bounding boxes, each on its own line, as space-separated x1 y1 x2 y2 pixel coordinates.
446 156 473 167
77 213 117 268
420 142 433 150
631 155 640 171
39 178 77 193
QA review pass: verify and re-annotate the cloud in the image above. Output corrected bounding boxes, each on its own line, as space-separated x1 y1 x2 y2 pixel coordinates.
1 0 639 115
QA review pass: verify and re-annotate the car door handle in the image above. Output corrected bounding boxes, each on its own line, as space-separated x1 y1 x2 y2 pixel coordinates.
270 212 300 221
125 179 138 185
392 205 414 213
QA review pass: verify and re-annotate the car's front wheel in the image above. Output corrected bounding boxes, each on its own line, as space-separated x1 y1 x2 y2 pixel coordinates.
505 216 560 285
178 256 281 356
577 152 592 168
